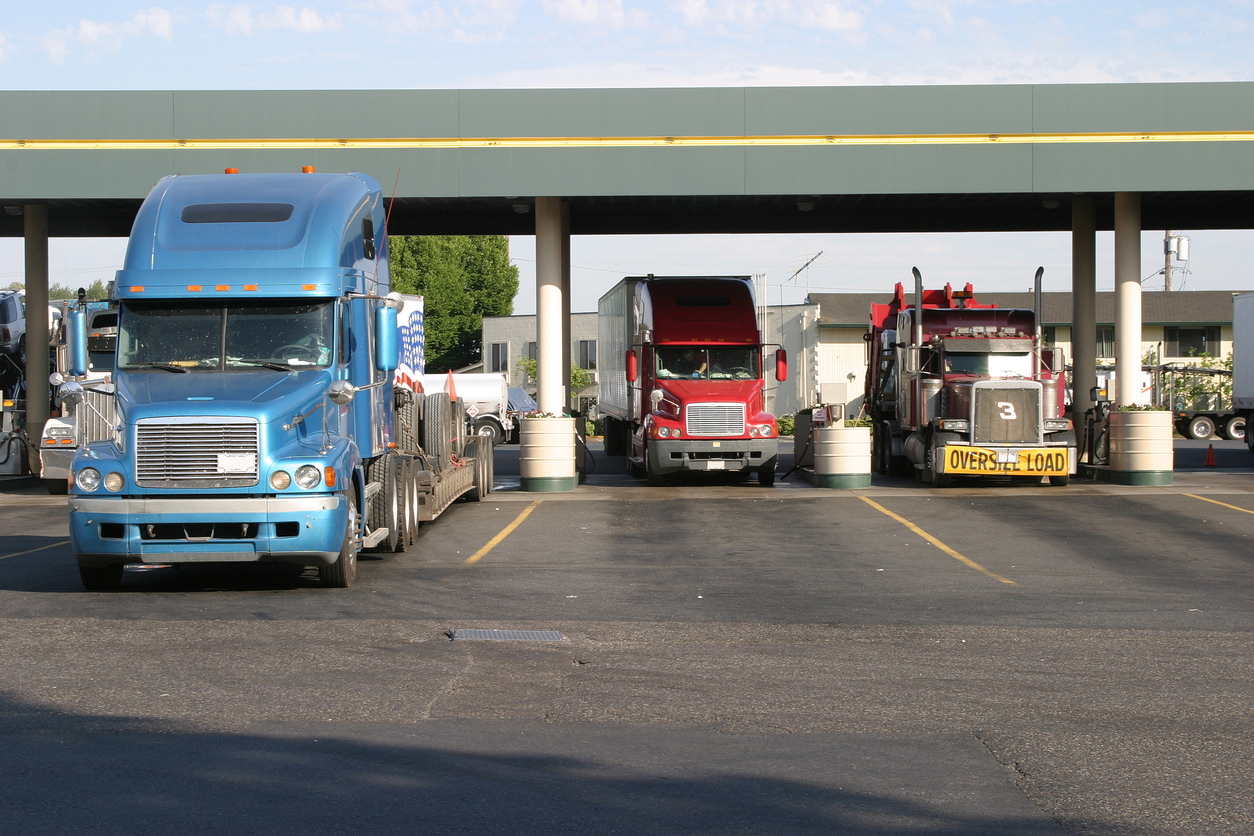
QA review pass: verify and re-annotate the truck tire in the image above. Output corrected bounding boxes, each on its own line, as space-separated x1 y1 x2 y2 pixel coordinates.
1188 415 1216 440
367 456 402 553
475 417 503 445
465 438 485 502
45 478 68 495
78 563 123 591
1049 473 1070 486
603 416 623 457
320 489 358 588
645 456 666 486
1223 415 1246 442
933 469 952 488
757 455 777 487
422 397 451 471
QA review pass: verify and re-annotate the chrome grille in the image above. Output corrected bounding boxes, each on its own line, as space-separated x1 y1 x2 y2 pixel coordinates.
972 384 1041 445
685 402 746 437
79 388 116 444
135 418 260 488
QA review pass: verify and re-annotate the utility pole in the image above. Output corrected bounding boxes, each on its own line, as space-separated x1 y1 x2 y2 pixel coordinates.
1164 230 1173 292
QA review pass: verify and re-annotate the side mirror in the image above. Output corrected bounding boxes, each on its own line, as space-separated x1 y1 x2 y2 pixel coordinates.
374 305 398 372
58 380 85 408
626 349 638 383
775 348 787 382
328 380 356 406
67 309 88 377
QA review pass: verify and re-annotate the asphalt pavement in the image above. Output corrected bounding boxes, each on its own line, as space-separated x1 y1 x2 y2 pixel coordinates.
1 438 1252 835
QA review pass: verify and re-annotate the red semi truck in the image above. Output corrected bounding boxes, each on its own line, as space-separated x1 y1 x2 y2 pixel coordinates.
866 268 1076 487
598 275 786 486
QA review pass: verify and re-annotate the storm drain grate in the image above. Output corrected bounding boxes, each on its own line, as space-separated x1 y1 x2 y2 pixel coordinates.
450 629 565 642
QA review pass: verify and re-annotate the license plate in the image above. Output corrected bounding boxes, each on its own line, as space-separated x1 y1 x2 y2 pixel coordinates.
944 446 1068 476
707 460 725 470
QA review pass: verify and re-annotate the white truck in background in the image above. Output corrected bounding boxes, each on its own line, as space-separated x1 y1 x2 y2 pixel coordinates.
1231 291 1254 454
421 373 512 444
41 301 118 494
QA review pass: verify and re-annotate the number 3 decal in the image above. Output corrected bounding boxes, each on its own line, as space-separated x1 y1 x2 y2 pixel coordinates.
997 401 1017 420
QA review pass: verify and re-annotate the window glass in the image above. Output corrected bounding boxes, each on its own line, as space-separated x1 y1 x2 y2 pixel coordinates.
118 300 334 371
655 347 760 380
944 352 1032 378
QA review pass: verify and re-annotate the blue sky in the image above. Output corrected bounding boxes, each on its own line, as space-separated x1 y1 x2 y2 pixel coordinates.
2 1 1253 311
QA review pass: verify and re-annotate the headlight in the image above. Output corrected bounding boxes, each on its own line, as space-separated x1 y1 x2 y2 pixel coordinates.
103 472 125 492
657 426 671 438
749 426 760 438
760 425 773 437
76 468 101 492
270 470 292 490
295 465 321 489
671 428 681 438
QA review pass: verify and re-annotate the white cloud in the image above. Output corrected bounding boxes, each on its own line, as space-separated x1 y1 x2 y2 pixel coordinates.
540 0 644 29
40 8 174 63
206 4 343 36
672 0 862 34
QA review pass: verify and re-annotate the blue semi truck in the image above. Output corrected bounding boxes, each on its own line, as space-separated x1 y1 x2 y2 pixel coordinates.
64 170 491 590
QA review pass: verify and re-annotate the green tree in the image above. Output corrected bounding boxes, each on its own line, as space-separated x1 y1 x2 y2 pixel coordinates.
516 356 593 393
388 235 518 372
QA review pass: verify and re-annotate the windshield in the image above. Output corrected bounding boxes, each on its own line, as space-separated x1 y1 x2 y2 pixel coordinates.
655 347 760 381
118 300 335 371
944 352 1032 378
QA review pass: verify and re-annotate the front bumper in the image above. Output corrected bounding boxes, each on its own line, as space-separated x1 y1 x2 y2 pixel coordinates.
69 494 345 567
40 447 76 481
647 438 777 475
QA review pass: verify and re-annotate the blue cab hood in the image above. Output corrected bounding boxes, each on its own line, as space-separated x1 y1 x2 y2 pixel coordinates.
118 369 331 426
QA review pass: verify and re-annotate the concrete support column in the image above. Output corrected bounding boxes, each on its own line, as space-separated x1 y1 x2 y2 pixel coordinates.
560 201 572 411
535 196 565 415
1070 197 1097 426
1113 192 1142 407
24 205 50 465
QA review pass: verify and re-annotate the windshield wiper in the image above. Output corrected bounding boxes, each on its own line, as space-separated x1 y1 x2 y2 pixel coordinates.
130 362 190 373
235 360 295 371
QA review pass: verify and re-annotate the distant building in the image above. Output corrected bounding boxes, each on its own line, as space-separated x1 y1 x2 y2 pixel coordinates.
808 290 1239 417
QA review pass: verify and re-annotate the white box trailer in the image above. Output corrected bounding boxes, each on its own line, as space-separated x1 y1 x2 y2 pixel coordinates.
1232 292 1254 451
421 372 512 444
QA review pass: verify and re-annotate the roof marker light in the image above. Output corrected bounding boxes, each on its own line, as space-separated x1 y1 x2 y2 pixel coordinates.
224 168 239 174
302 284 316 291
130 286 144 293
244 284 258 291
302 166 315 173
216 285 229 291
187 285 201 292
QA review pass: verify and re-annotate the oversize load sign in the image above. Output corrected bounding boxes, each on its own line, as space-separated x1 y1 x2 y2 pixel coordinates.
945 446 1068 476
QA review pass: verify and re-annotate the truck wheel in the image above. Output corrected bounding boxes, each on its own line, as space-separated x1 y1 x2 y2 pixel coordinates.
873 432 888 476
645 458 666 486
78 563 123 591
367 457 402 553
1224 416 1246 442
1188 415 1216 440
320 490 358 588
475 418 503 445
422 398 451 471
1049 473 1070 486
757 455 777 487
45 478 68 495
465 438 484 502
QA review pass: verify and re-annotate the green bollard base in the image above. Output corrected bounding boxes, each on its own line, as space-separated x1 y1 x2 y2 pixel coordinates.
815 473 873 489
521 476 578 493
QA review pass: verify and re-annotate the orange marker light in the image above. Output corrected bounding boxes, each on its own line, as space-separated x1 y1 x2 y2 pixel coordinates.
302 284 316 291
302 166 316 173
244 284 258 291
187 285 201 292
324 467 336 488
216 285 230 291
224 168 239 174
130 286 144 292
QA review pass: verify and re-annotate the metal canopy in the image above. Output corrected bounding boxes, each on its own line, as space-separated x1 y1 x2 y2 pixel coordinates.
2 83 1253 237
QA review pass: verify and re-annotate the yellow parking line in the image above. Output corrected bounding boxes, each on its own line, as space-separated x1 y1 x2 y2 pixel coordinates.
463 500 543 566
1184 494 1254 515
0 540 71 561
857 496 1017 585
